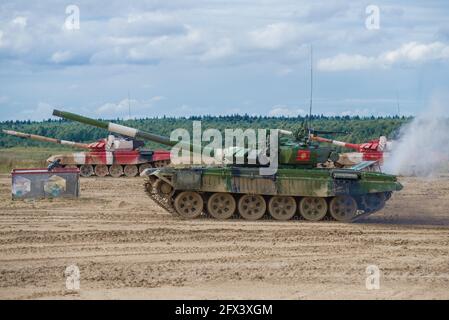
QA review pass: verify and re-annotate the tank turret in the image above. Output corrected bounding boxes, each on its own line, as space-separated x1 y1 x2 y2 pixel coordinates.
310 134 393 165
52 109 339 168
310 134 392 152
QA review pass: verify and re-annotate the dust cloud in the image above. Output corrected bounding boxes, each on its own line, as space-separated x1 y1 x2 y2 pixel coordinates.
384 96 449 177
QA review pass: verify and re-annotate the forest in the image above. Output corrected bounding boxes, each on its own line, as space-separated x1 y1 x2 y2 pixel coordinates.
0 115 412 150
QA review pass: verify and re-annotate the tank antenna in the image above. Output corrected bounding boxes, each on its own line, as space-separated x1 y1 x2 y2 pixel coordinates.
396 91 400 117
308 44 313 136
128 90 131 120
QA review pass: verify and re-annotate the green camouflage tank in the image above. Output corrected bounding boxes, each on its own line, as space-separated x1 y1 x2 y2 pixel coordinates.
52 109 403 222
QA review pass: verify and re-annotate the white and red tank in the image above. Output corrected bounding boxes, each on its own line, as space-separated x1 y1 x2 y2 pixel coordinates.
2 130 171 177
310 135 393 167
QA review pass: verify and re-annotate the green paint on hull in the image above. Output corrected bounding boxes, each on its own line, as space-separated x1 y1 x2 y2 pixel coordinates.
161 166 402 198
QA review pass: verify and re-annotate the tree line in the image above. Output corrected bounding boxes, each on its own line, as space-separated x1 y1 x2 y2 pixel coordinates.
0 115 411 150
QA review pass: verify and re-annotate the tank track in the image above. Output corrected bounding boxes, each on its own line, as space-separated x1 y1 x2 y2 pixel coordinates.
143 178 341 221
69 160 170 178
143 177 388 222
143 180 178 217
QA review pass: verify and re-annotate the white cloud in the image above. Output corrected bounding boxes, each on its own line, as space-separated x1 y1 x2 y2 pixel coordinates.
317 54 377 71
0 1 448 121
304 2 350 21
340 108 373 117
269 105 306 117
18 102 54 121
127 25 203 62
95 96 164 118
248 23 302 50
150 96 165 101
12 16 27 28
200 38 234 61
90 25 204 64
97 98 142 115
318 42 449 71
50 50 72 64
126 11 176 25
382 42 449 64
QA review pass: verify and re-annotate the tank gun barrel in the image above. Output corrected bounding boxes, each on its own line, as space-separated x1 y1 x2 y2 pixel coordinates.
310 135 360 151
52 109 175 147
2 129 90 149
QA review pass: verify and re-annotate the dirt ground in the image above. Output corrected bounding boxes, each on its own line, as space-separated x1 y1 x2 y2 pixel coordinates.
0 174 448 300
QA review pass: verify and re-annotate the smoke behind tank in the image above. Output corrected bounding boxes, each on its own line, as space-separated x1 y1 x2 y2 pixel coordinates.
384 95 449 177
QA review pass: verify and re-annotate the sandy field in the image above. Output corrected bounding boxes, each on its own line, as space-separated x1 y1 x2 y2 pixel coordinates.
0 174 448 300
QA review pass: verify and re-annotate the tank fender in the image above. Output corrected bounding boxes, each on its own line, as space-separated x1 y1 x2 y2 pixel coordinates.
141 168 174 186
140 167 158 177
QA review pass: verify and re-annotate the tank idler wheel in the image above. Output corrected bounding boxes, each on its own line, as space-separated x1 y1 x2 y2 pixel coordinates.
174 191 204 219
299 197 328 221
329 195 358 222
207 193 236 220
79 164 94 177
361 193 386 214
155 179 173 198
139 163 152 174
124 165 138 177
146 175 158 187
109 164 123 177
94 164 109 177
268 196 297 221
238 194 266 221
144 180 153 193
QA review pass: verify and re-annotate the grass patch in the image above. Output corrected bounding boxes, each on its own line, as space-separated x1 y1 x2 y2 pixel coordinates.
0 147 72 173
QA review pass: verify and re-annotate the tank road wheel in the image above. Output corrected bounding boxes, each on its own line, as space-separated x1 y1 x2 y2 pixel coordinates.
360 193 386 214
124 165 138 177
299 197 328 221
94 164 109 177
79 164 94 177
268 196 296 221
238 195 266 221
109 165 123 177
154 179 173 198
174 191 204 219
207 193 236 220
329 196 358 222
139 163 152 174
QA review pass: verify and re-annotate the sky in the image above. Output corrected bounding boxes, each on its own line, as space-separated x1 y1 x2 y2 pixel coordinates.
0 0 449 121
